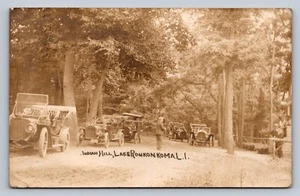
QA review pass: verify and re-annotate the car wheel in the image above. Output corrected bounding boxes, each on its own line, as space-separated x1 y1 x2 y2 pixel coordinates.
60 130 70 152
104 132 110 148
76 128 84 146
186 134 189 143
119 133 124 147
173 133 177 140
76 132 82 146
209 135 214 147
134 132 138 144
39 128 48 157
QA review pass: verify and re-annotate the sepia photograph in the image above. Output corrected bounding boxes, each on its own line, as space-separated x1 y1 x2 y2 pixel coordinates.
9 8 292 188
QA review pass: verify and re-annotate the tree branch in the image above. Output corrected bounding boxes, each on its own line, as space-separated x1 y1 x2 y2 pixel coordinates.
178 88 203 115
208 88 218 103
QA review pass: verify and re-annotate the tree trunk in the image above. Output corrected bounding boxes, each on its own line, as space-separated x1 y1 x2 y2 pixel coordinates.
237 83 241 143
238 79 245 144
97 76 105 120
235 121 238 142
63 50 79 139
63 51 76 107
270 43 275 133
249 85 254 142
225 63 234 154
87 70 106 124
86 66 93 121
222 69 227 148
217 73 223 147
55 69 63 105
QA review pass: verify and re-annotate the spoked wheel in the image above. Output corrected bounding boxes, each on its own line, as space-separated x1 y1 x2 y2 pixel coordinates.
77 133 83 146
134 132 139 144
180 132 184 142
76 128 84 146
104 132 110 148
208 135 214 147
174 133 177 140
119 133 124 147
60 130 70 152
186 133 190 143
39 128 48 157
168 133 172 140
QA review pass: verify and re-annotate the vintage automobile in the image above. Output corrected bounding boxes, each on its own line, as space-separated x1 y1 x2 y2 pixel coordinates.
168 122 189 142
9 93 75 157
189 123 214 147
121 113 143 144
77 115 125 148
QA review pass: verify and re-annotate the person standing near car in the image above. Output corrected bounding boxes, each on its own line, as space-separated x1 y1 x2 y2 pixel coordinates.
156 117 166 150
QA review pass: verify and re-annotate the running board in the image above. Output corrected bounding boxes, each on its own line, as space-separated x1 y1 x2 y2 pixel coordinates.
52 144 64 148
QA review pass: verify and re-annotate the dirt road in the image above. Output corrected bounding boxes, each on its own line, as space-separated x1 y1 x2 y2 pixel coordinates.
9 135 292 188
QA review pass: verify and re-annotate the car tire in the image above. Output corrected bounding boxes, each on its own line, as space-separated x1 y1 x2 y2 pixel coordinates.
76 132 82 146
209 135 214 147
134 132 138 144
119 133 124 147
104 132 110 148
39 128 48 157
76 128 84 146
60 129 70 152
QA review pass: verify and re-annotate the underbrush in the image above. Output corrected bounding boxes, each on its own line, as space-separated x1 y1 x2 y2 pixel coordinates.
236 142 269 154
163 153 291 187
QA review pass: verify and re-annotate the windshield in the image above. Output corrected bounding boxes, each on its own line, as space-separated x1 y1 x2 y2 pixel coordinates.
13 93 48 118
202 127 210 133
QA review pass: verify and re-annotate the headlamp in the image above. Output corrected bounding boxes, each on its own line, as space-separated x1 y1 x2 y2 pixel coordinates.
26 123 36 134
96 129 102 135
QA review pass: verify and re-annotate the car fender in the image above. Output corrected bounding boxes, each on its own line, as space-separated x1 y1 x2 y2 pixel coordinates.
59 127 70 142
60 127 70 135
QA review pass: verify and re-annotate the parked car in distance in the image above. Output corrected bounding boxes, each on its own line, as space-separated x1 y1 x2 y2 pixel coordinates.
77 118 110 147
189 123 214 147
77 115 125 148
121 113 143 144
168 122 189 142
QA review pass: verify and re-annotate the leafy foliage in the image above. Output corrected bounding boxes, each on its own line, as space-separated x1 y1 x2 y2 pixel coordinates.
10 9 292 147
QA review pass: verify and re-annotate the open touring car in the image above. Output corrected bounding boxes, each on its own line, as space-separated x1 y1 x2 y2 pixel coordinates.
121 113 143 144
77 112 143 147
168 122 189 142
77 115 125 148
9 93 75 157
189 123 214 147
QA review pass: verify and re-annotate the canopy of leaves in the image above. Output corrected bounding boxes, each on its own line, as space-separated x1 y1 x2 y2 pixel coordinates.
10 8 292 133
